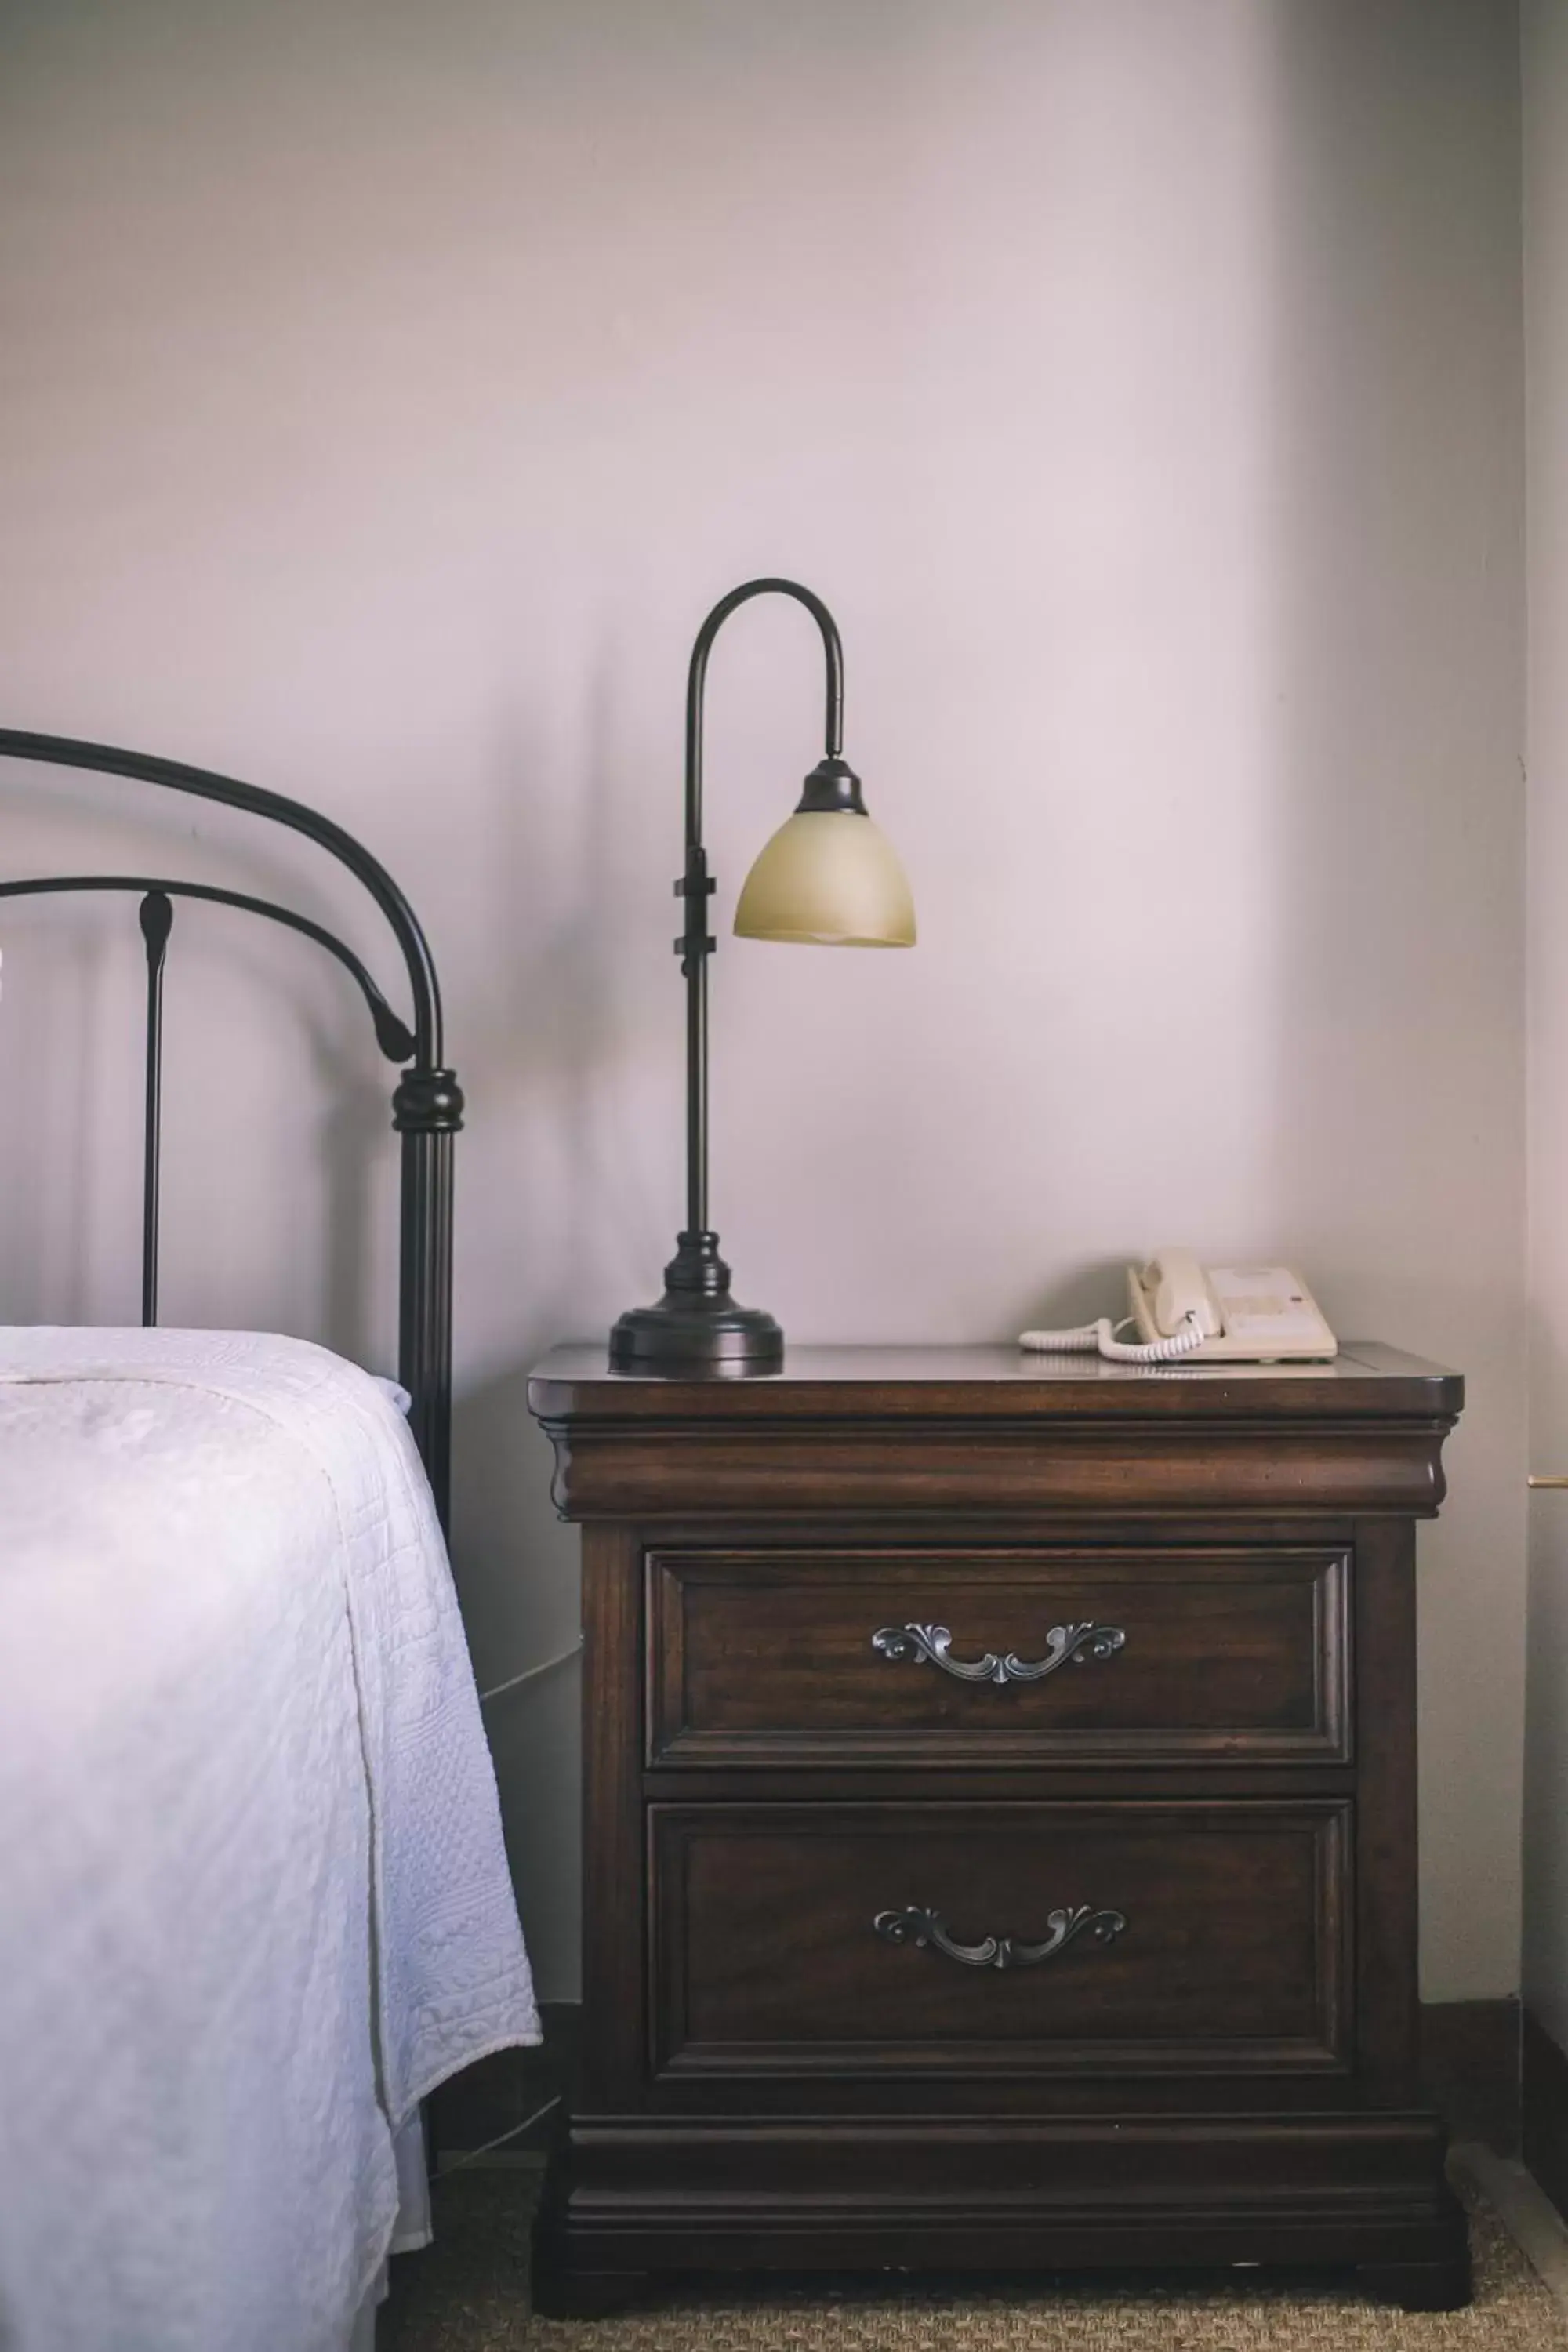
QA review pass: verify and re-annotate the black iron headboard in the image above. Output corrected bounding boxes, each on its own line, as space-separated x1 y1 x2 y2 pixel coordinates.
0 730 463 1530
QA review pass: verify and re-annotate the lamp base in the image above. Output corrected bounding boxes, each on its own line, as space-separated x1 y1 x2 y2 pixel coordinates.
609 1230 783 1376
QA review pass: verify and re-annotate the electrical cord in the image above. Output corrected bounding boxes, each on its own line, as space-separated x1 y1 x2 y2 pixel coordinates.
477 1638 584 1709
434 2096 563 2176
1017 1309 1208 1365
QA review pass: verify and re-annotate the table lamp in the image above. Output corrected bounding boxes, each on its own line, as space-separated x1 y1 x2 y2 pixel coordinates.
609 577 915 1374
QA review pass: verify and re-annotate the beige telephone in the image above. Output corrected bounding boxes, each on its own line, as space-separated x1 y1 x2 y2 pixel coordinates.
1019 1249 1336 1366
1126 1250 1336 1362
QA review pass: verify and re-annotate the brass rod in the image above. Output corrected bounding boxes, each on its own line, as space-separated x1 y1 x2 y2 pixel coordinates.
1528 1475 1568 1489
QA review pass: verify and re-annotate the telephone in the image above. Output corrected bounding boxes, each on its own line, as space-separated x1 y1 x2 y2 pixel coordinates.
1020 1249 1337 1366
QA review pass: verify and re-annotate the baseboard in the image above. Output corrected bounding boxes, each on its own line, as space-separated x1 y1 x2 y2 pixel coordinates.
1523 2009 1568 2223
431 2001 581 2163
1420 1998 1520 2155
434 2000 1517 2166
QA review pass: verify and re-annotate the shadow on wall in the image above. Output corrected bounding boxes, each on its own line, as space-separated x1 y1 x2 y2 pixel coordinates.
0 905 114 1325
451 1357 582 2002
1262 0 1523 1347
453 633 679 1313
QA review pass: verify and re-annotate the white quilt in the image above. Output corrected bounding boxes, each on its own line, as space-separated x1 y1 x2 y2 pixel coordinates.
0 1327 539 2352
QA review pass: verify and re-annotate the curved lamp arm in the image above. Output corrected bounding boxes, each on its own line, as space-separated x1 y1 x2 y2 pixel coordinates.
684 578 844 848
676 579 844 1243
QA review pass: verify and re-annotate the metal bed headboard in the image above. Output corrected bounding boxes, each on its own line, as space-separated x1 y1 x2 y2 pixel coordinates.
0 729 463 1530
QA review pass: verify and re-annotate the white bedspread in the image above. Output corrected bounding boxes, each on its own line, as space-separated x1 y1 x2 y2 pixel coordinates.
0 1328 539 2352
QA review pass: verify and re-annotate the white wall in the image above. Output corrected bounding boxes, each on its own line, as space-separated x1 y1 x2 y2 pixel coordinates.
0 0 1526 2003
1525 0 1568 2053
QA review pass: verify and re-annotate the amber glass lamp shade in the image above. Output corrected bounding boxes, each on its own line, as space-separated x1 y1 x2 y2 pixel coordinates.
734 797 916 949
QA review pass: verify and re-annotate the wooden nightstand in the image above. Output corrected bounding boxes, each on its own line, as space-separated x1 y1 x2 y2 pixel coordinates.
526 1342 1468 2314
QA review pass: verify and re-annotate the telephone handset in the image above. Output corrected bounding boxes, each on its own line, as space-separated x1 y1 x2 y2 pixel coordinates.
1020 1250 1337 1366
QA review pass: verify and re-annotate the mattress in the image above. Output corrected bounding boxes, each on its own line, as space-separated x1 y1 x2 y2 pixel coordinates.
0 1327 539 2352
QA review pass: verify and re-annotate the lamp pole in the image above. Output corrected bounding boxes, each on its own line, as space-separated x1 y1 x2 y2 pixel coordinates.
611 578 848 1374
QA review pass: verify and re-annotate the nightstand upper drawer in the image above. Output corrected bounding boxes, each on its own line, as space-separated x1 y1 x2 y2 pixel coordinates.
646 1546 1349 1766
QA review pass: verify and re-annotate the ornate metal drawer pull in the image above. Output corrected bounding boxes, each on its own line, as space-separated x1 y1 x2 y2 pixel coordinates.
873 1903 1127 1970
870 1620 1125 1686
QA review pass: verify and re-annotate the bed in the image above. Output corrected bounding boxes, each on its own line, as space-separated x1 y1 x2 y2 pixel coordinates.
0 734 539 2352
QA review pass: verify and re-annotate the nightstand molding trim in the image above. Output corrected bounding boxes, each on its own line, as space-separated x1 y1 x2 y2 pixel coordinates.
539 1417 1453 1519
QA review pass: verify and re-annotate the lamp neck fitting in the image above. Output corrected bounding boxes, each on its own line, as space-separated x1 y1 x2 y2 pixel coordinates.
796 756 867 815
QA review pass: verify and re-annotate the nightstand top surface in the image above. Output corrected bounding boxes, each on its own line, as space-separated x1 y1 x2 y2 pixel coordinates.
528 1341 1461 1423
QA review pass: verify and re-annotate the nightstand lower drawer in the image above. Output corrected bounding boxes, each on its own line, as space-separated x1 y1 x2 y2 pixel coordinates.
649 1800 1350 2079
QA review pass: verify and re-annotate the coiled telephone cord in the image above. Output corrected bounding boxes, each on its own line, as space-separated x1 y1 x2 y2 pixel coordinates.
1017 1310 1207 1366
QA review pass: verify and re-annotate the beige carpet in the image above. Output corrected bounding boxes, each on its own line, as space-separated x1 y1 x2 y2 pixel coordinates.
380 2175 1566 2350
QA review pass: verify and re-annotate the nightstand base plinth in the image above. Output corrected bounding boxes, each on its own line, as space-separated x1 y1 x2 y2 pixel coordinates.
532 2111 1471 2313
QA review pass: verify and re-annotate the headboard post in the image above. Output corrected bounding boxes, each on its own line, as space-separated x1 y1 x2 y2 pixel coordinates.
138 888 173 1327
393 1066 465 1533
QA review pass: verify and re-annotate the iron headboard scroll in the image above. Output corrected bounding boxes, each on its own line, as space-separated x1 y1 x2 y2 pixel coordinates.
0 730 462 1530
